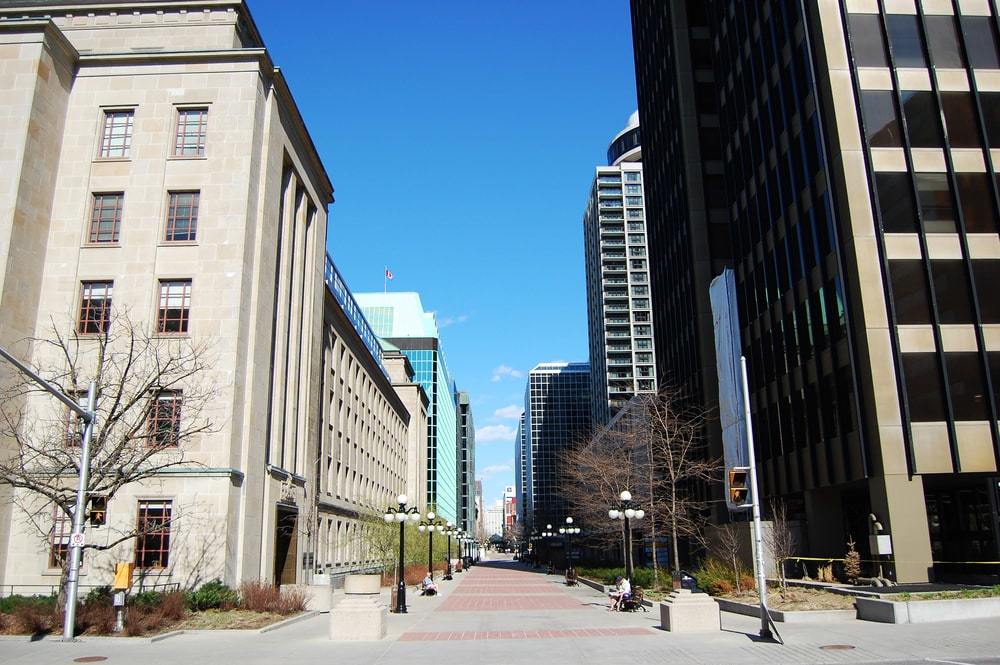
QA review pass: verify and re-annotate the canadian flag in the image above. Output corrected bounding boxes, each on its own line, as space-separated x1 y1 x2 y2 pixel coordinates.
385 268 394 280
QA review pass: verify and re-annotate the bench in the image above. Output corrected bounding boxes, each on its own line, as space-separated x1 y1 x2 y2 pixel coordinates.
619 586 648 612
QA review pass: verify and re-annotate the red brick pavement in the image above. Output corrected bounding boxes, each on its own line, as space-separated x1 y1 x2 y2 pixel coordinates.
437 595 584 611
399 627 652 642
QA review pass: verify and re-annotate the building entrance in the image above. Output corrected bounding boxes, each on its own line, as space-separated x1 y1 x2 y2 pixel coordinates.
274 507 298 586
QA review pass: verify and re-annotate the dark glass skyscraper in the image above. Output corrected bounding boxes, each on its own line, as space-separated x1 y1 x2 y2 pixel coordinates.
631 0 1000 582
523 363 591 532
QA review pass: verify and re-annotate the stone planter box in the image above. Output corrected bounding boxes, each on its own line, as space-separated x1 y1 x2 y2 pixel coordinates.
856 596 1000 624
715 597 856 623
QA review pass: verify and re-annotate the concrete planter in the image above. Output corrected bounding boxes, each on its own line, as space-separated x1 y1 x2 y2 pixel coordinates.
856 596 1000 624
715 597 856 623
285 584 333 612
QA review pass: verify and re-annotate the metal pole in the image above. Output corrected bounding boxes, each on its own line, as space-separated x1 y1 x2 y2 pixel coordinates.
395 518 406 613
624 512 633 583
445 534 452 580
63 381 96 641
0 346 89 419
428 529 434 579
741 356 772 641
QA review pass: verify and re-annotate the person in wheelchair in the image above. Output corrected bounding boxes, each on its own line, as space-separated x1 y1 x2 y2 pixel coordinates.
419 573 439 596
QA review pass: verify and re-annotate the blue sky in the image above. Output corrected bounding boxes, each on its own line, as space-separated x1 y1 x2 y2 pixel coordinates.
248 0 638 506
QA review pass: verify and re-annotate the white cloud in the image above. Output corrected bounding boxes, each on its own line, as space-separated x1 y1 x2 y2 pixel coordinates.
438 313 469 328
480 460 514 477
493 404 522 420
475 424 516 442
490 364 524 383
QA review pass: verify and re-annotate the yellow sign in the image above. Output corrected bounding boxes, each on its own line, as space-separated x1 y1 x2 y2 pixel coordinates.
113 562 134 590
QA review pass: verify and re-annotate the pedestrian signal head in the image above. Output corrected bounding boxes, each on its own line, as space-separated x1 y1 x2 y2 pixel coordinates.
728 467 750 508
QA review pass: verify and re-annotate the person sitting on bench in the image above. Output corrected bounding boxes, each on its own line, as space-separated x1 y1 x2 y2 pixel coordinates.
608 576 631 611
419 574 439 596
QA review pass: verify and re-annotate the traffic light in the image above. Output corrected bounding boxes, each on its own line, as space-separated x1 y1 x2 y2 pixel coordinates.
728 467 750 507
88 496 107 526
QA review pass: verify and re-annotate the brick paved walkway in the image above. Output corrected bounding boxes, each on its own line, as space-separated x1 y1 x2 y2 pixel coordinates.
399 559 658 642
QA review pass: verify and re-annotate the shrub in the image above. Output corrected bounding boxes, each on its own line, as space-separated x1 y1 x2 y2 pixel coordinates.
575 566 655 589
693 558 754 596
131 590 165 609
237 580 280 613
13 604 54 635
76 601 115 635
124 605 166 637
83 586 113 607
844 538 862 584
739 575 756 592
186 579 238 611
159 591 187 621
274 587 308 615
0 594 57 614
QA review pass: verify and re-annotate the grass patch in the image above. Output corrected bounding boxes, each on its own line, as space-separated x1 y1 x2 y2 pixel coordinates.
896 585 1000 602
171 609 291 631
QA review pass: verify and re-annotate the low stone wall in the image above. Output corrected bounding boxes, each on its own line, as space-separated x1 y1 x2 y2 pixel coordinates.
715 597 857 623
856 596 1000 624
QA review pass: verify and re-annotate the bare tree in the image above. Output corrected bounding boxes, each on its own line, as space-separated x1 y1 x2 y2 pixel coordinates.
641 387 719 577
766 498 795 591
712 522 746 593
0 310 216 592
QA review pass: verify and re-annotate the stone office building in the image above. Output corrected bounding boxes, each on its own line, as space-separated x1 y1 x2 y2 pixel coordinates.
0 0 418 589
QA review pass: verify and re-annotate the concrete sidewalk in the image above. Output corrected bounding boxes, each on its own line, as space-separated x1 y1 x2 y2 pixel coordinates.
2 555 1000 665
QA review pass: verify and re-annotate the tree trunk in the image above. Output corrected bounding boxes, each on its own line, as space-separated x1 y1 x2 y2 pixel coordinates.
670 493 680 574
647 435 659 589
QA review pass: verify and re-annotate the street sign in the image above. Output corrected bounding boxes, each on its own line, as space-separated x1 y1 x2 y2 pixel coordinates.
70 532 85 548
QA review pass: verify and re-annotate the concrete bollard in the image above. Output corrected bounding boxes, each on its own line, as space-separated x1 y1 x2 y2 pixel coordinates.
659 589 721 632
329 574 387 640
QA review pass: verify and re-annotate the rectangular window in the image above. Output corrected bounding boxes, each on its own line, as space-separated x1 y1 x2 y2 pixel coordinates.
962 16 1000 69
849 13 888 67
901 91 944 148
165 191 199 242
135 500 172 569
941 93 981 149
174 108 208 157
902 353 948 421
915 174 956 233
625 184 642 194
931 260 975 324
98 110 134 159
889 260 932 324
876 172 917 233
147 390 182 447
89 193 123 244
624 172 640 182
625 196 643 206
973 261 1000 323
887 14 928 68
926 15 965 69
982 92 1000 148
78 281 113 335
946 353 990 421
956 173 997 234
861 90 902 147
157 280 191 334
49 506 72 568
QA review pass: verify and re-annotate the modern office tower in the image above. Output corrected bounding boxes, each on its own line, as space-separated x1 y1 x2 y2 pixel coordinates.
523 362 592 532
631 0 1000 582
514 412 527 525
583 111 658 425
485 499 505 538
383 346 430 514
357 292 460 523
474 478 485 540
457 392 477 535
0 0 413 588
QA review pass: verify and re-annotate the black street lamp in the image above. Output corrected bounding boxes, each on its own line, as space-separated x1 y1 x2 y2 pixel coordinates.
608 490 645 583
383 494 421 614
444 522 457 580
559 516 581 584
418 511 444 579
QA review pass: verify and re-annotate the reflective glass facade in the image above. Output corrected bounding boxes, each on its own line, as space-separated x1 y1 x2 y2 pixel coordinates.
458 392 476 534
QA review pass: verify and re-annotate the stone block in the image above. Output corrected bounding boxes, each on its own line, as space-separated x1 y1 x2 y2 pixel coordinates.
329 574 387 641
659 589 721 633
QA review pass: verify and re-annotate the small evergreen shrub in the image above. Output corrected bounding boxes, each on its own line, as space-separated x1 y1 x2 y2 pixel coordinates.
186 579 237 611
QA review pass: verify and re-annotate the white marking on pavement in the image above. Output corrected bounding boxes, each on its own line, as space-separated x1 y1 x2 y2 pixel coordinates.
926 659 975 665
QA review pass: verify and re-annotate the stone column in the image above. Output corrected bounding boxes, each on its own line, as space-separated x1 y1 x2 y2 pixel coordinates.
329 574 387 641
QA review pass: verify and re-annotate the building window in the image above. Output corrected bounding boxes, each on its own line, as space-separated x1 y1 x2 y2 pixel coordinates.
875 172 917 233
624 172 640 182
78 281 113 335
901 91 944 148
915 174 956 233
49 506 72 569
157 280 191 334
902 353 948 421
962 16 1000 69
135 501 172 569
973 261 1000 323
861 91 902 147
888 260 932 324
886 14 928 69
626 196 643 206
956 173 997 234
931 260 975 324
926 15 965 69
625 184 642 195
165 191 199 242
946 353 990 421
849 13 888 67
89 193 123 244
940 93 981 149
98 110 134 158
147 390 182 447
174 108 208 157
